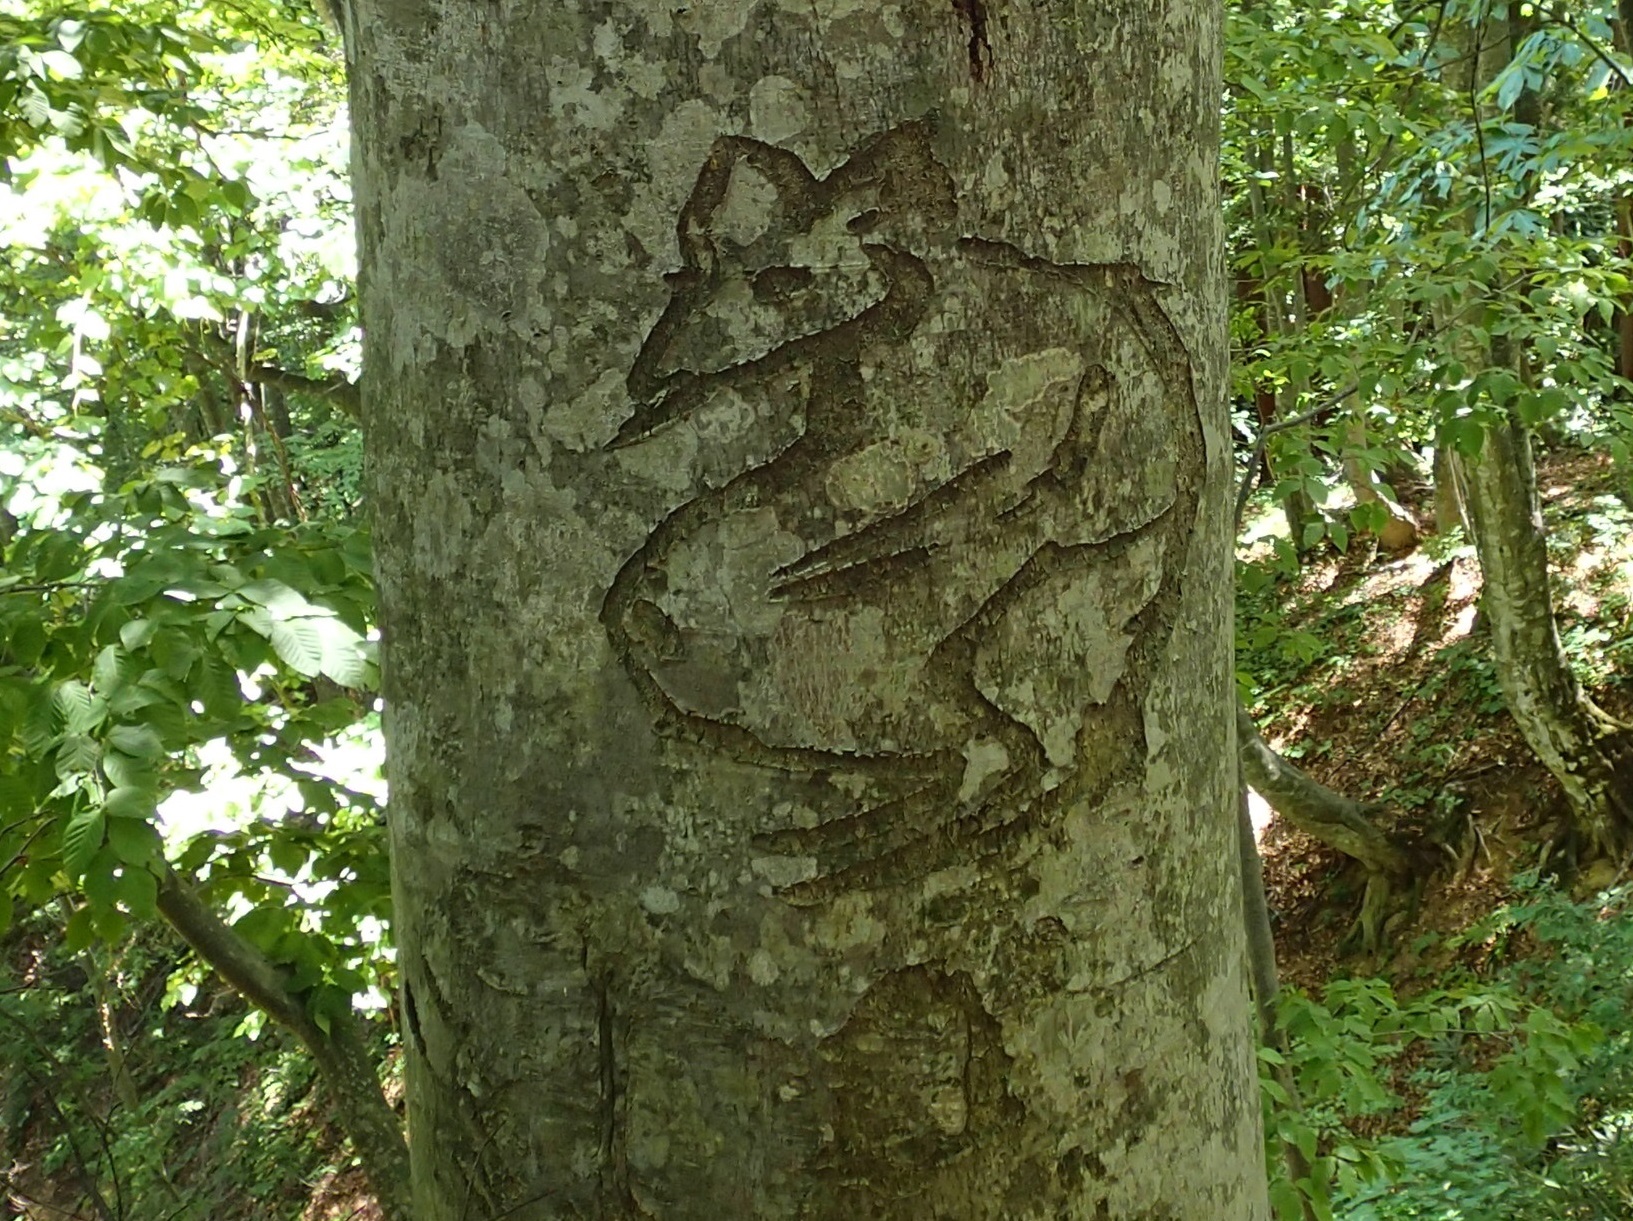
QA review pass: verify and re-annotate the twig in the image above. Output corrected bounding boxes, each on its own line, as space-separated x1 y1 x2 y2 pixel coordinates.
1547 6 1633 90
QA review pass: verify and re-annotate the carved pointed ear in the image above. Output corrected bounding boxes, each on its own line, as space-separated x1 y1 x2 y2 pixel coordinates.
674 136 823 271
824 120 956 231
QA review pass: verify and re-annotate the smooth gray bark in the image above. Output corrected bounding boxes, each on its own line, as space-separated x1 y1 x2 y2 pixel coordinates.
1452 418 1633 849
1431 442 1467 535
1236 780 1316 1220
348 2 1263 1217
1236 707 1408 950
1340 418 1418 552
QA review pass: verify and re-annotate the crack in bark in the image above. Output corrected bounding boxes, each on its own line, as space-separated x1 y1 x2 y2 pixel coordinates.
594 970 647 1216
951 0 994 82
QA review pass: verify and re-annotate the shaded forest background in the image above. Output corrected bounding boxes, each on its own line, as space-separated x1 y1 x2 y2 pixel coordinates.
2 0 1633 1218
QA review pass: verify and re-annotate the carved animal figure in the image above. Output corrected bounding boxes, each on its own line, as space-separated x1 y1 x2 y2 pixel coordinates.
602 122 1204 899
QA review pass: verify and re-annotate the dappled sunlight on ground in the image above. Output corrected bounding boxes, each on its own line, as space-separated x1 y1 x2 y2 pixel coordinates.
1241 447 1633 987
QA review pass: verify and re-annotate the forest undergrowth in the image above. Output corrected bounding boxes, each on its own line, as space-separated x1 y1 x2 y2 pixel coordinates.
1245 446 1633 1220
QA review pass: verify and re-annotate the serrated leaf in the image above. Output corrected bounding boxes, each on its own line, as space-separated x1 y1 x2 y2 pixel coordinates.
55 734 103 780
106 722 164 759
269 617 325 677
104 785 157 820
62 807 105 879
55 681 106 733
106 816 160 868
107 682 167 717
91 645 131 696
150 628 201 681
315 618 372 686
103 752 160 794
192 651 242 719
238 578 314 615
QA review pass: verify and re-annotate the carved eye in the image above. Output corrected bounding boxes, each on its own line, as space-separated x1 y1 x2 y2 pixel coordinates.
750 264 815 304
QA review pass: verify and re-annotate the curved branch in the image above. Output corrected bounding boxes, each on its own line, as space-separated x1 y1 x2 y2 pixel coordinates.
243 362 362 419
155 867 410 1221
1236 705 1409 875
187 325 362 419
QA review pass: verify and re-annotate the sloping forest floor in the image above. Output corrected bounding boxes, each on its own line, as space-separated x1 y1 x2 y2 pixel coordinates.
1249 447 1633 994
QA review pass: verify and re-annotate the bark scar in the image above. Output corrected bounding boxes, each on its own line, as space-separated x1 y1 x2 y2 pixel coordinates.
952 0 993 82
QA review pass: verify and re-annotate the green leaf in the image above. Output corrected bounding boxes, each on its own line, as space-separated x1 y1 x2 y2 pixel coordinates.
1443 417 1486 457
1269 1179 1305 1221
62 807 106 879
269 617 325 677
93 905 126 942
237 577 312 615
150 627 201 681
314 618 372 686
112 864 158 916
55 680 106 733
234 904 292 952
55 734 103 779
268 833 308 876
82 853 120 908
104 785 157 820
120 618 159 650
192 651 242 719
106 816 160 868
64 905 96 952
7 616 48 666
91 644 128 695
106 721 164 759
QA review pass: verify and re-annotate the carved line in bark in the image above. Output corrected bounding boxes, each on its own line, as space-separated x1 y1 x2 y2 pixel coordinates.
601 121 1205 900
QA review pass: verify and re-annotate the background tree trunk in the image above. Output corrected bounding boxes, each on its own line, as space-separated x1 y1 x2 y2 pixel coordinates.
1445 9 1633 851
1236 707 1406 876
1452 417 1633 848
347 2 1264 1217
1341 416 1419 552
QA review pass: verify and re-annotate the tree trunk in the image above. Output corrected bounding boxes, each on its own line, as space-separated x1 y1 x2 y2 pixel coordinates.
1444 8 1633 852
347 4 1264 1218
1236 706 1408 950
1451 419 1633 849
1431 441 1467 536
1340 417 1418 552
1236 780 1317 1220
155 870 411 1220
